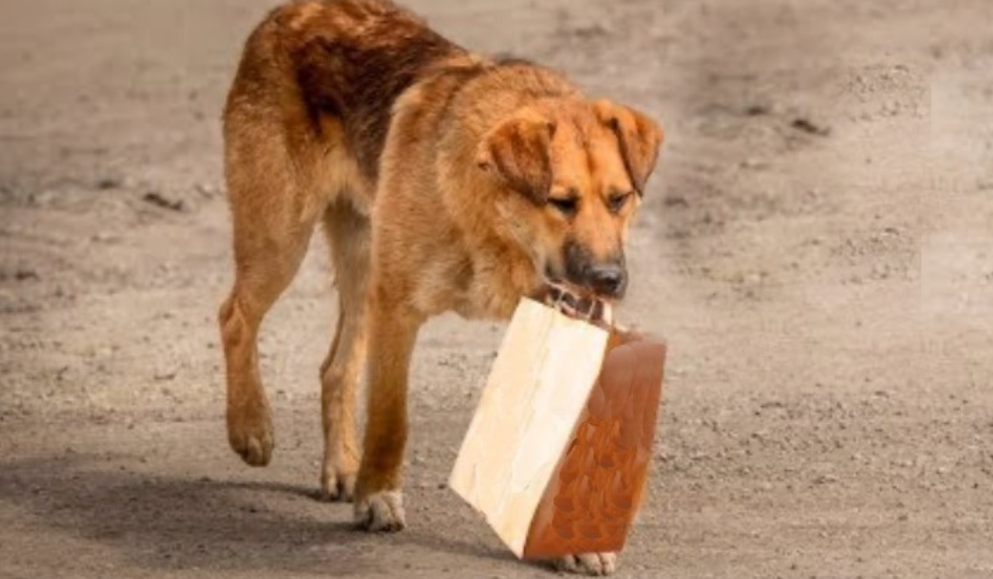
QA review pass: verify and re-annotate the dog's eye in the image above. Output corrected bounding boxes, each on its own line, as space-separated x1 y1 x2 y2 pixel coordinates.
548 197 579 217
608 192 633 214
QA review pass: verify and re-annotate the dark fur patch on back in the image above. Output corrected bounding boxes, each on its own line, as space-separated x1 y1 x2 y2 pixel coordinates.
290 0 465 181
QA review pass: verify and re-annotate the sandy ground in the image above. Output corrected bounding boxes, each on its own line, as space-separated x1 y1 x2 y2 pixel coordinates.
1 0 992 578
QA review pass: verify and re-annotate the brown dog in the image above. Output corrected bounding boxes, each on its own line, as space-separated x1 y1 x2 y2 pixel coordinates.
218 0 662 574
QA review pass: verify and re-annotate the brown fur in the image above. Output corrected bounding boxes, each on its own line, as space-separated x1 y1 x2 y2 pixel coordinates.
219 0 662 570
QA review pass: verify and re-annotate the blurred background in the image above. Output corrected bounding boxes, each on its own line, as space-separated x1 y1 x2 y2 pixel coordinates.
1 1 991 578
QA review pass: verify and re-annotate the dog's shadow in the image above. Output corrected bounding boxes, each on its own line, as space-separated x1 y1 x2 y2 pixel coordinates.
0 456 516 575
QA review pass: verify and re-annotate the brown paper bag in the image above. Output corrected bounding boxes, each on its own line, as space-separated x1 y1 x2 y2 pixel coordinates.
449 297 666 559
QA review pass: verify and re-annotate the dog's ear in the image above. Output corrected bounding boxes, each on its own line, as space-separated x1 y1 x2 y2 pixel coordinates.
594 100 663 195
476 114 556 203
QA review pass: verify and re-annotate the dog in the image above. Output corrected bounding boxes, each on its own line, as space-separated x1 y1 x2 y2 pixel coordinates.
218 0 662 574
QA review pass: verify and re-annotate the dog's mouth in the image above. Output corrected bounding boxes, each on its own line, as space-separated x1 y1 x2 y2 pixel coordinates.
536 279 614 324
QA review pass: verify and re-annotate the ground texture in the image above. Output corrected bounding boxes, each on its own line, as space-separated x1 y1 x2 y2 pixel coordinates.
1 0 991 577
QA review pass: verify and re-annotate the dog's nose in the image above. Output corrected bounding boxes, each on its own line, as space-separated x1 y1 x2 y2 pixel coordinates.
589 265 627 299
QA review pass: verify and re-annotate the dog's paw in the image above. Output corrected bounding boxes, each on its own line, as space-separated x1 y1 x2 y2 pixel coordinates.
227 404 274 467
320 469 357 502
354 490 406 532
553 553 618 576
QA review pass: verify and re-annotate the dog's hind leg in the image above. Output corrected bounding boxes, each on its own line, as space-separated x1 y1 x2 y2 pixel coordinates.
318 199 371 501
218 134 322 467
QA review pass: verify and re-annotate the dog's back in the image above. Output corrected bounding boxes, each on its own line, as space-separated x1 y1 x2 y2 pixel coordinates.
225 0 466 188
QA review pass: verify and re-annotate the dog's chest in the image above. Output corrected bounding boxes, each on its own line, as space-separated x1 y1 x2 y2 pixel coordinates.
456 259 541 321
407 251 534 321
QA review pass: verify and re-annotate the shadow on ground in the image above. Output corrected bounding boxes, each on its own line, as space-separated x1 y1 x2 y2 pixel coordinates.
0 455 511 575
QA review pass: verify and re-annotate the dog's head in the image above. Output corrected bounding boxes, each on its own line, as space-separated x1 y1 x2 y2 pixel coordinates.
476 99 663 301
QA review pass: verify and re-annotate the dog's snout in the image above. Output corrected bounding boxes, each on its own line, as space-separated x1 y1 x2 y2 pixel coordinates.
562 240 628 299
589 264 627 299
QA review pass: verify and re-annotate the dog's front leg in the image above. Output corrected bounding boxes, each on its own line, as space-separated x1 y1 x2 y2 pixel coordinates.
354 298 423 532
554 552 618 576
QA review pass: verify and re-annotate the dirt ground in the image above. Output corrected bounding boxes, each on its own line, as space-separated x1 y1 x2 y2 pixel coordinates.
1 0 991 577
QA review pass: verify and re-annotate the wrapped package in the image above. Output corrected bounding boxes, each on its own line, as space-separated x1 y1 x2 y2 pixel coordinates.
450 297 666 558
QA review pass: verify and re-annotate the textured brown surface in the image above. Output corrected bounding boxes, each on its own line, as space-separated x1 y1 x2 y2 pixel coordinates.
522 331 666 559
